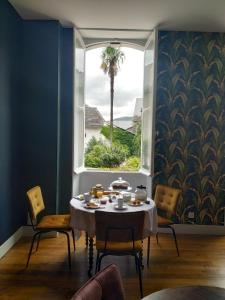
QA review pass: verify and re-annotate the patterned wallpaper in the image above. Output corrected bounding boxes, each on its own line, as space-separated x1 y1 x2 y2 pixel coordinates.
154 31 225 225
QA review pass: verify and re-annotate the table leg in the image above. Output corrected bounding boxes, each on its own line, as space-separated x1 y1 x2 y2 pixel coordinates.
85 232 88 248
88 237 94 277
140 241 144 269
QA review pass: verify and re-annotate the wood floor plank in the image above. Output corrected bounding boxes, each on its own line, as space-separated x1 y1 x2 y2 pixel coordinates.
1 233 225 299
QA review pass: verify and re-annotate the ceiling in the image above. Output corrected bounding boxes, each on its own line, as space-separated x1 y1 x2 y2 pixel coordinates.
9 0 225 42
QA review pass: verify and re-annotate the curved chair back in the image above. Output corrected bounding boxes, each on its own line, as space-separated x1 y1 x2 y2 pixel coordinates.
27 186 45 220
71 264 125 300
95 210 145 243
154 184 181 215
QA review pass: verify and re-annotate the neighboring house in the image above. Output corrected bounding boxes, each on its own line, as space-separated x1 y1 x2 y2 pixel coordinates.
124 98 143 133
85 105 105 147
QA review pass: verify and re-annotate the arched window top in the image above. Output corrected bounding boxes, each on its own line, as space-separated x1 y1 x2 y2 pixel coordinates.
85 41 144 51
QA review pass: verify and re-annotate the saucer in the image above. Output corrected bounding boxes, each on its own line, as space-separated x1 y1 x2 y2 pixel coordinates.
114 204 127 210
84 203 101 209
128 201 144 207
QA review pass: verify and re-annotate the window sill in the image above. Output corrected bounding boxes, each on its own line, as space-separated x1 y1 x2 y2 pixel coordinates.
74 167 151 176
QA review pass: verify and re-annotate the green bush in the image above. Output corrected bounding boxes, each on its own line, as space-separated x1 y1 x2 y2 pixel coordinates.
133 122 141 156
121 156 140 170
84 139 128 168
101 125 135 156
85 136 104 154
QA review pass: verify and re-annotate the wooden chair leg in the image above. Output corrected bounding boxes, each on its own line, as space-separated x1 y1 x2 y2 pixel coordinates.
147 236 150 267
71 229 76 252
97 254 106 272
63 231 71 270
26 232 40 268
168 225 179 256
136 254 143 298
36 233 42 252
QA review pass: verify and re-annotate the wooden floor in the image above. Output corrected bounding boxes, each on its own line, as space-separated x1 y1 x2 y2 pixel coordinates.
1 233 225 300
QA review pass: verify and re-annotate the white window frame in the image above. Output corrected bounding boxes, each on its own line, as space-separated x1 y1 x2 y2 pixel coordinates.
73 29 158 177
73 29 86 174
140 28 158 176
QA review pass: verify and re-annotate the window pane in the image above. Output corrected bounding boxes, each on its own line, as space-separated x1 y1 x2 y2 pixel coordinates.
73 31 85 171
143 31 155 110
141 29 158 174
141 108 152 171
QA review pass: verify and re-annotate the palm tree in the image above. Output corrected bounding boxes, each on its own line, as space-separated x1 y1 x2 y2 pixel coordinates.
101 46 125 145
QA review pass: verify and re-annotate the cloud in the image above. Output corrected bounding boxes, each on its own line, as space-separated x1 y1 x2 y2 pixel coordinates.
85 76 109 105
85 47 144 119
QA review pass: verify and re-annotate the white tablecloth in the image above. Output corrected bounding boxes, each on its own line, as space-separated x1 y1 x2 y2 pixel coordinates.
70 198 157 238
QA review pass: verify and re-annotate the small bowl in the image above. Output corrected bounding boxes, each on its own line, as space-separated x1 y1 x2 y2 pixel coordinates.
100 197 108 205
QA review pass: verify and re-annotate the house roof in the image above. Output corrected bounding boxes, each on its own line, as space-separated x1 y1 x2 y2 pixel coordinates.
85 105 105 129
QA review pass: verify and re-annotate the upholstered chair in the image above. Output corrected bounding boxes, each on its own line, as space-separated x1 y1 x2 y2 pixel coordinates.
95 210 145 298
147 184 181 266
26 186 75 269
71 264 125 300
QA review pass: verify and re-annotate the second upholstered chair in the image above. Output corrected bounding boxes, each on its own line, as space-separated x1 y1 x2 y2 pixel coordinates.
71 264 125 300
26 186 75 269
95 210 145 298
147 184 181 266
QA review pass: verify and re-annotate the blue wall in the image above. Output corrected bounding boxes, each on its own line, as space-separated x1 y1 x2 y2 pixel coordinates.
20 21 74 214
20 20 61 214
0 0 23 245
59 28 74 213
0 1 74 246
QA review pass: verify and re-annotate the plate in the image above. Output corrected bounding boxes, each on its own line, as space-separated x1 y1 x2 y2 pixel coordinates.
114 204 128 210
128 201 144 207
75 194 84 201
84 203 101 209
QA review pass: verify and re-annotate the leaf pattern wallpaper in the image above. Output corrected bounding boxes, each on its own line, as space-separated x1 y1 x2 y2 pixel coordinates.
154 31 225 225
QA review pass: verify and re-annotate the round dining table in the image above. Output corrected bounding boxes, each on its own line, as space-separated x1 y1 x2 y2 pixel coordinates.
142 286 225 300
70 197 157 275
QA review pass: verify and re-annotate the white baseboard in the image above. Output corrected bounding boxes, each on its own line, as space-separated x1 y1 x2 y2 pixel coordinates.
0 227 23 259
158 224 225 235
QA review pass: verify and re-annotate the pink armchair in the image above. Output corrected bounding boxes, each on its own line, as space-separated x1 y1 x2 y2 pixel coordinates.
71 264 125 300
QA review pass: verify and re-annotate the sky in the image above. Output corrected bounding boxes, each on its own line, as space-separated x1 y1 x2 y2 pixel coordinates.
85 47 144 121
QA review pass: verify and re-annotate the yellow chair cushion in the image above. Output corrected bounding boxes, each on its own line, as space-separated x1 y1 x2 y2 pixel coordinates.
155 185 181 214
157 215 174 226
37 214 71 230
96 240 142 251
27 186 45 219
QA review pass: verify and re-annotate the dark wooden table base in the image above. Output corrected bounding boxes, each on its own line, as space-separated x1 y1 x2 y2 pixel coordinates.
142 286 225 300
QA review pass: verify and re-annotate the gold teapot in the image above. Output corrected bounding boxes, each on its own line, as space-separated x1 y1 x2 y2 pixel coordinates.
91 184 104 198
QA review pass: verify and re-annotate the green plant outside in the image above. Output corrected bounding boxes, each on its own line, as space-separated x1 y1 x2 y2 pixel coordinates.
85 126 141 171
101 125 135 155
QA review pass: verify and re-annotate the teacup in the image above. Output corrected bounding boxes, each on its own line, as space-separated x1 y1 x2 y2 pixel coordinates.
123 192 131 202
84 192 91 203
